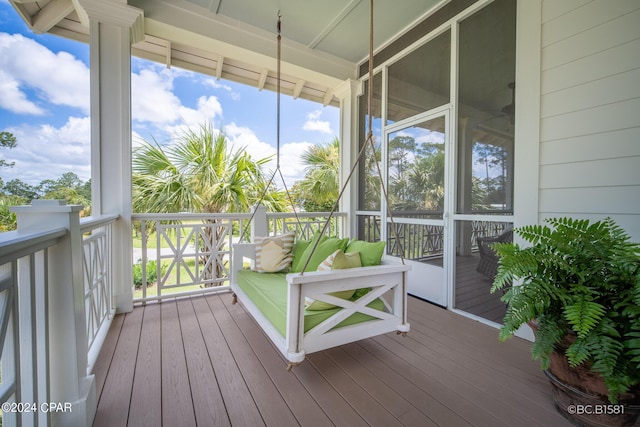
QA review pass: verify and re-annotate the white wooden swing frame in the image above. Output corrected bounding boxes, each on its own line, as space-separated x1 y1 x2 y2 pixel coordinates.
231 244 410 368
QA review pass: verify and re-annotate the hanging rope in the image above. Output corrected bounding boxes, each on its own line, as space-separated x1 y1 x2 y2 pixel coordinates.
299 0 405 274
241 12 302 242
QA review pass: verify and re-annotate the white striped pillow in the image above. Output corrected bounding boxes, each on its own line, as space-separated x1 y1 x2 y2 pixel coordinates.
253 232 295 273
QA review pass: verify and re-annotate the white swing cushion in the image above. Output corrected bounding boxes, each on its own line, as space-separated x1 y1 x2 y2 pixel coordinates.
305 249 361 310
253 231 295 273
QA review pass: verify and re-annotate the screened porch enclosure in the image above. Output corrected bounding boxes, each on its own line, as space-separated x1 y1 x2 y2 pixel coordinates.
355 0 515 322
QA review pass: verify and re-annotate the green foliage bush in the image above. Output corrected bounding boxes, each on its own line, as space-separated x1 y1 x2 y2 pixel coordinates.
133 259 166 289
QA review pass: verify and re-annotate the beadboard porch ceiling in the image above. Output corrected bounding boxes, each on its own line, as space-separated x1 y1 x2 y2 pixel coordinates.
9 0 443 106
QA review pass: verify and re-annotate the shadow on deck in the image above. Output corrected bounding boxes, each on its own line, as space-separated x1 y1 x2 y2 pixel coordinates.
92 293 571 427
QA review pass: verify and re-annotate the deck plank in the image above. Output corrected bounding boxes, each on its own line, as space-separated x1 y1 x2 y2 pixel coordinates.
358 337 506 427
161 300 196 427
128 304 161 427
341 342 472 427
307 351 404 427
94 293 573 427
94 308 143 427
323 345 439 427
92 312 124 398
222 294 335 427
176 298 231 427
190 295 265 426
291 357 369 427
380 332 564 426
207 294 299 426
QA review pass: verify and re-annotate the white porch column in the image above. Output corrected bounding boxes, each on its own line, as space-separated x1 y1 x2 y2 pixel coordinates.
12 200 96 427
82 0 144 314
333 79 361 239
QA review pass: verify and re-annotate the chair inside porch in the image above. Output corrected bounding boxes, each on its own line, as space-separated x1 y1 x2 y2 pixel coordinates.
92 293 571 427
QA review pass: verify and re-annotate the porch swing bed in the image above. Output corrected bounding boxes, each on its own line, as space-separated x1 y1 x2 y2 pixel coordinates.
231 240 410 367
230 3 409 368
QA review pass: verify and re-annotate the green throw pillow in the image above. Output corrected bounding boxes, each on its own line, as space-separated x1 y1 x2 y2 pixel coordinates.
290 238 311 272
345 240 386 266
294 233 348 272
332 250 362 270
291 231 325 272
305 236 349 271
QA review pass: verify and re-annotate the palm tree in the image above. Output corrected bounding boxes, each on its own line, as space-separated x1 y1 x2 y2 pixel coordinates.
294 137 340 212
132 123 286 285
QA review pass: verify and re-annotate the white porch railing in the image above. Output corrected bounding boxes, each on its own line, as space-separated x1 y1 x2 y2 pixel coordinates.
80 215 118 374
132 209 346 304
0 200 118 427
0 227 67 427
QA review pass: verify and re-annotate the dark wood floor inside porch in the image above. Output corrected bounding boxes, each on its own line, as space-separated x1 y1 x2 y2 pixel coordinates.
92 293 571 427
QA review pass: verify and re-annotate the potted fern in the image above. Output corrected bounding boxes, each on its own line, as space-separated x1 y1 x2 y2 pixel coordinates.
490 217 640 426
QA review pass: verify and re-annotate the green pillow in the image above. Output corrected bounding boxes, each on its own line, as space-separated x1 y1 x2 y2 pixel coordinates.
332 251 362 270
291 231 325 272
290 238 311 272
296 235 349 272
345 240 386 266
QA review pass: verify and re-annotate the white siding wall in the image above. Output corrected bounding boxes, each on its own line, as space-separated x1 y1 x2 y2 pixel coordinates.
539 0 640 240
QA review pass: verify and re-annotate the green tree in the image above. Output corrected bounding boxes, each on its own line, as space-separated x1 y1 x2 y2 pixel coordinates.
294 137 340 212
132 123 286 285
473 141 509 210
36 173 91 215
4 179 38 201
0 195 23 231
133 124 285 214
0 131 17 169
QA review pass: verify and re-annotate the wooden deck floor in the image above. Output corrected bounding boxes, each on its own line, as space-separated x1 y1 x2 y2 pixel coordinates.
92 293 571 427
454 253 506 323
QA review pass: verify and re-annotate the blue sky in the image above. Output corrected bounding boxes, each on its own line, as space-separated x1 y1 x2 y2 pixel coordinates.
0 0 340 187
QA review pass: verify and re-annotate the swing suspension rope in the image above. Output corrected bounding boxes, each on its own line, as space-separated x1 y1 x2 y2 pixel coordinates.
245 1 405 271
298 0 405 274
242 11 302 242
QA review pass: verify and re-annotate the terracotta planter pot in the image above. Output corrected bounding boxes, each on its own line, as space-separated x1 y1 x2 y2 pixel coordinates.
528 321 639 427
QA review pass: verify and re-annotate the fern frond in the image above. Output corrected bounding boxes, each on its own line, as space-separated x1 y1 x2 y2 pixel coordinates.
531 316 566 365
626 333 640 364
563 300 606 338
590 335 624 379
565 335 597 367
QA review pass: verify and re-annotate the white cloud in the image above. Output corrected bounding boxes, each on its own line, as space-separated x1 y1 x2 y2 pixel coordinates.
279 141 313 186
224 122 275 161
223 123 312 187
132 66 224 138
302 109 332 134
174 96 223 130
2 117 91 185
0 70 45 114
131 68 183 125
0 33 89 114
203 78 240 101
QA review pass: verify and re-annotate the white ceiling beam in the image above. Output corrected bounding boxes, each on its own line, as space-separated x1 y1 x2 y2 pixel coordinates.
31 0 75 34
77 0 145 43
292 79 305 99
257 68 268 91
166 40 171 69
322 90 334 107
216 55 224 80
71 0 89 27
